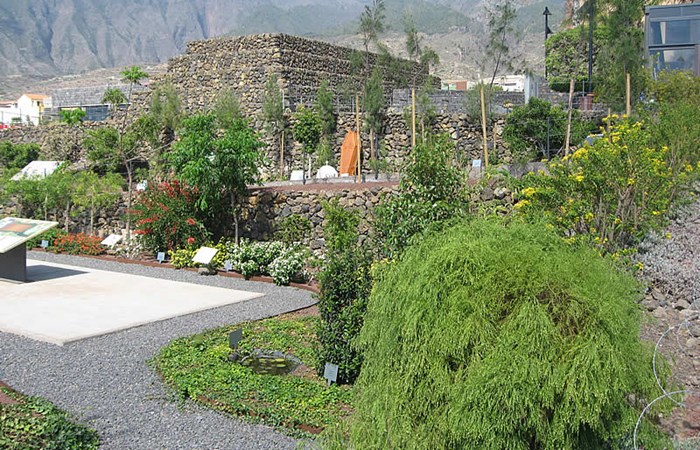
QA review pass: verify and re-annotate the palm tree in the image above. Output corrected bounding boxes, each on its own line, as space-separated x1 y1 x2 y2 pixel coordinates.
101 87 127 116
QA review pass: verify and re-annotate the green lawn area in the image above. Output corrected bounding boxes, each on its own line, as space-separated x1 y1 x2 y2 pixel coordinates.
0 384 99 450
152 310 354 436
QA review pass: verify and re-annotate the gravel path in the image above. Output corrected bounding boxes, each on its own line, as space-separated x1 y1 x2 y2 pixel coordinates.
636 199 700 440
0 251 317 449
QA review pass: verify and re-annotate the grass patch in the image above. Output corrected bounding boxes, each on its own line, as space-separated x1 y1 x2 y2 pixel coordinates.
152 312 353 437
0 385 99 450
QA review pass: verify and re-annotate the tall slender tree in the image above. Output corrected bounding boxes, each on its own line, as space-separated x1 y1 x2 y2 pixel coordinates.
262 75 286 177
360 0 386 57
485 0 518 89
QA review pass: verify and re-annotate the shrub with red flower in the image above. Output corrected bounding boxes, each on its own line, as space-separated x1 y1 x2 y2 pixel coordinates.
53 233 104 256
129 180 210 254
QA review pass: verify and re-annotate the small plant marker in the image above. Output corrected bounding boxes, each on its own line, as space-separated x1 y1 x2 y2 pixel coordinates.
157 252 166 263
324 362 339 386
224 260 233 272
40 240 49 249
229 328 243 350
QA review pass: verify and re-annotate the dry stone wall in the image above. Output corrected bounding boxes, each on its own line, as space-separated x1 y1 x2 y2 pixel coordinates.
239 183 398 250
0 122 103 162
141 33 428 118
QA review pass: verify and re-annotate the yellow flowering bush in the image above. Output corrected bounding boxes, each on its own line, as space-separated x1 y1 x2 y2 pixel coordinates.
517 117 695 252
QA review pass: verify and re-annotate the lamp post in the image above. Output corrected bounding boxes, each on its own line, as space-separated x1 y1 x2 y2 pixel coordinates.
543 7 553 79
588 0 595 93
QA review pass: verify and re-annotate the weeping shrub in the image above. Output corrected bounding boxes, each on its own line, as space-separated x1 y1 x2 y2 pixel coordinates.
345 219 670 450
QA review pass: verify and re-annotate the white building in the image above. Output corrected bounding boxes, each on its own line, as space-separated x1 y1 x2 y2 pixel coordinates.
477 75 527 92
0 93 50 126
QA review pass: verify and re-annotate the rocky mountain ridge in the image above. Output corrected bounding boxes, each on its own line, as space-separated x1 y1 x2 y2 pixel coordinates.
0 0 565 97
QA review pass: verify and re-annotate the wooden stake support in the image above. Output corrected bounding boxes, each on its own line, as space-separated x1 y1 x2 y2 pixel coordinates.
564 79 575 157
411 88 416 148
480 86 489 168
356 94 362 183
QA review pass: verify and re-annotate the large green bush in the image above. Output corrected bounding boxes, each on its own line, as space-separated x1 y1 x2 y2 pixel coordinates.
0 142 39 171
316 201 372 384
345 219 669 449
502 98 595 161
374 134 468 257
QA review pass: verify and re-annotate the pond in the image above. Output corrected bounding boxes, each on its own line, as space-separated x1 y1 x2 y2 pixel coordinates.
237 350 302 376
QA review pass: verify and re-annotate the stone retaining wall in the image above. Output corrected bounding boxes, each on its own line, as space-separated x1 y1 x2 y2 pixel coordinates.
0 122 102 162
137 33 429 118
239 178 515 251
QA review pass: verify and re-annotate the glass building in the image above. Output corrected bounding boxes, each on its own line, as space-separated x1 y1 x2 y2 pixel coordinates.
646 3 700 76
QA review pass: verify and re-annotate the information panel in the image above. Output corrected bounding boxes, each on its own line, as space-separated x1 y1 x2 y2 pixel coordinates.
0 217 58 254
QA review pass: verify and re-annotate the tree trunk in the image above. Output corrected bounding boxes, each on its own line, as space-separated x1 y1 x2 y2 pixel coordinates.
64 200 70 232
90 198 95 235
280 130 285 178
231 192 239 245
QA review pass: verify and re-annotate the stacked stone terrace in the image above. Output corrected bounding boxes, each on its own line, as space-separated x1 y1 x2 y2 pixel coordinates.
145 33 430 115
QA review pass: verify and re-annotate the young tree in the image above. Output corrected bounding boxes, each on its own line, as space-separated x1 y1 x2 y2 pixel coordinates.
262 75 286 177
292 106 322 183
359 0 386 57
101 87 127 115
502 97 594 161
404 12 440 145
316 200 372 384
59 109 86 126
315 80 336 144
167 114 264 242
485 0 518 89
72 171 123 234
596 0 646 111
149 82 182 141
363 68 384 177
212 89 242 129
84 120 151 244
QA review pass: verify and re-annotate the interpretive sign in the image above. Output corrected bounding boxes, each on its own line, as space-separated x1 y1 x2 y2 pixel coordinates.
101 234 123 247
193 246 218 265
0 217 58 254
323 362 339 386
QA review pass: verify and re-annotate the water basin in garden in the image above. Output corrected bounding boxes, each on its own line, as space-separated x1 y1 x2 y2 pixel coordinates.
238 350 301 375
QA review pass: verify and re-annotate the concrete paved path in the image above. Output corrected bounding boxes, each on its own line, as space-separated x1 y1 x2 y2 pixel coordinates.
0 260 263 345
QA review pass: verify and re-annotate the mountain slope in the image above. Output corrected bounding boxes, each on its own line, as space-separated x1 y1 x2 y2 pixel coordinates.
0 0 566 96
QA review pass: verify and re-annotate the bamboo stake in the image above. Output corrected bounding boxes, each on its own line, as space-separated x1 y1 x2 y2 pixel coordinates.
280 130 285 178
564 79 575 157
626 72 632 116
492 126 497 163
480 86 489 168
356 94 362 183
411 88 416 148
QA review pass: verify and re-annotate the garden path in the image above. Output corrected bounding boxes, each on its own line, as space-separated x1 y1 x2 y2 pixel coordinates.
0 251 316 449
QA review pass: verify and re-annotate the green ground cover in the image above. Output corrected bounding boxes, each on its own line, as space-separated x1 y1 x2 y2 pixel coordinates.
152 312 353 436
0 385 99 450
